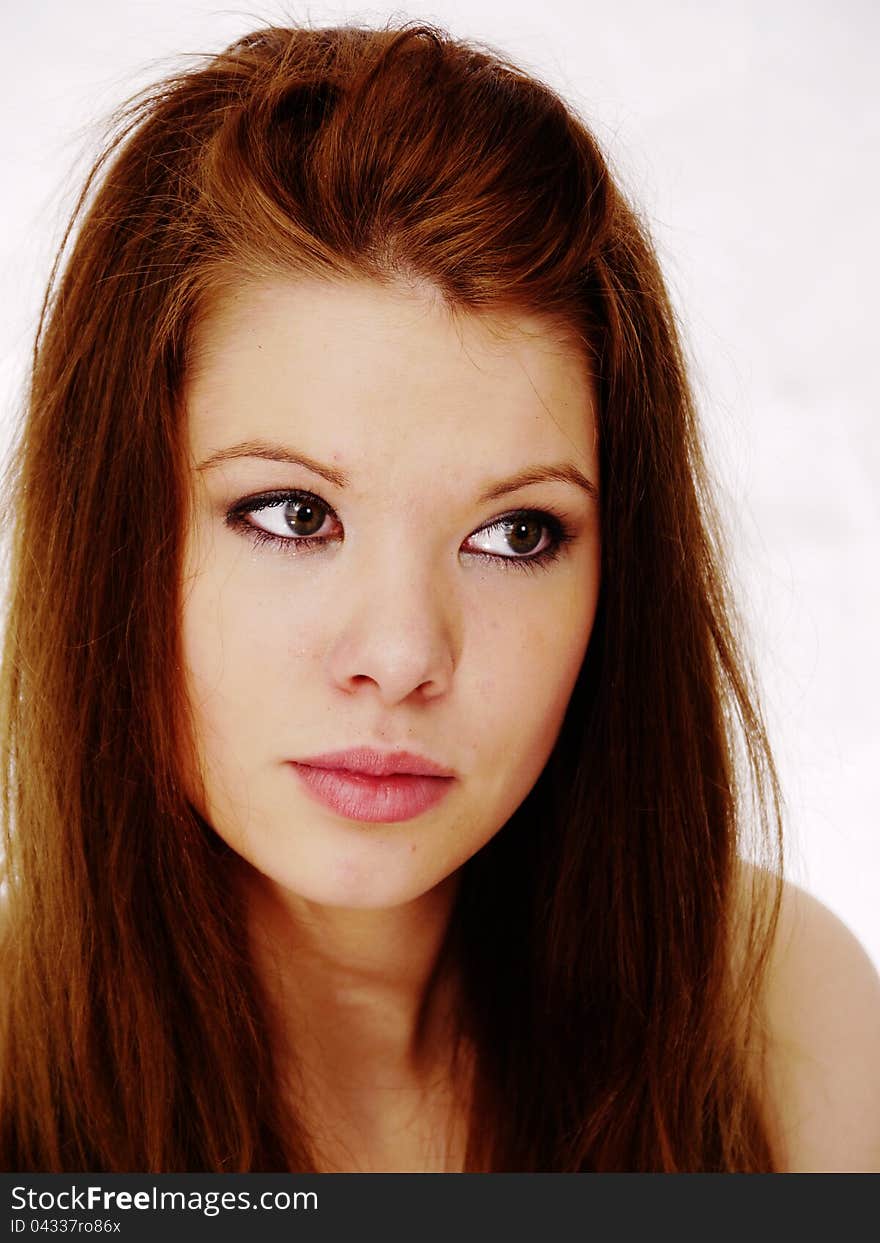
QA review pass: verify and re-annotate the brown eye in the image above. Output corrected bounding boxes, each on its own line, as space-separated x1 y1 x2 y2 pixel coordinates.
283 498 326 537
227 489 340 546
504 516 543 556
467 511 556 562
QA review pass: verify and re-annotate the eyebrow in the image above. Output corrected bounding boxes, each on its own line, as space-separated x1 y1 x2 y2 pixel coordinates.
196 440 598 502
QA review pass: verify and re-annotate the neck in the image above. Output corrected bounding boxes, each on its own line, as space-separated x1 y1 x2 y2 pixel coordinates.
241 863 463 1092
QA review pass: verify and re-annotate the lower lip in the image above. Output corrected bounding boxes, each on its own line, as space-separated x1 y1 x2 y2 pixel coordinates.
289 764 455 823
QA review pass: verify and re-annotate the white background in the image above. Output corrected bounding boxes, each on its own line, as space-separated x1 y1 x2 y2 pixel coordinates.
1 1 877 968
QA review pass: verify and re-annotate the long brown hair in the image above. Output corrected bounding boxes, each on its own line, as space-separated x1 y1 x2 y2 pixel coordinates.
0 22 783 1170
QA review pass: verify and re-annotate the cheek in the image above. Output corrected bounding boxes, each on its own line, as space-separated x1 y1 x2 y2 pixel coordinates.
179 543 295 817
182 543 306 705
180 542 339 831
469 569 598 805
505 622 587 742
491 554 597 703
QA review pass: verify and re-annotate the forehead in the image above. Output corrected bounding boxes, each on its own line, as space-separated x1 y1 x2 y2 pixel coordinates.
185 276 598 478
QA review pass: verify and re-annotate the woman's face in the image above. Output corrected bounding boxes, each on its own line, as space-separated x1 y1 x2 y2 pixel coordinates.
182 276 601 909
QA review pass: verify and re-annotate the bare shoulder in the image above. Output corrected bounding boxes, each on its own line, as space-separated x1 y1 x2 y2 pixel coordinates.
743 867 880 1172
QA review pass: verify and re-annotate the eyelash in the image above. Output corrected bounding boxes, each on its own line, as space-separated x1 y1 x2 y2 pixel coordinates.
224 489 575 574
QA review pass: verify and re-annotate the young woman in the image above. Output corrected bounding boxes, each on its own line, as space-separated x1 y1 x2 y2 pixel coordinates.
1 22 878 1173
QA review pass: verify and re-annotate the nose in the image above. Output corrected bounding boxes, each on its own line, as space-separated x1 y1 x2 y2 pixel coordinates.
325 548 458 706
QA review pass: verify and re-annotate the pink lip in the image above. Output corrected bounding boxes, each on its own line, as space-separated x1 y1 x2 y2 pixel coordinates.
294 747 455 779
289 748 456 823
289 765 454 823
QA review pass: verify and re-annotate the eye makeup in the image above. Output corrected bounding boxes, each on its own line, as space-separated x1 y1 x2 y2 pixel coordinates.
224 488 577 574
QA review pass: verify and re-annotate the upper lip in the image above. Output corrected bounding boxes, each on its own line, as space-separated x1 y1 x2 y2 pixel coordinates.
293 747 455 778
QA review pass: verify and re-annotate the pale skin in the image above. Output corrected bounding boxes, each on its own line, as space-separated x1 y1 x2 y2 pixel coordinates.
756 878 880 1172
181 274 880 1172
182 275 601 1170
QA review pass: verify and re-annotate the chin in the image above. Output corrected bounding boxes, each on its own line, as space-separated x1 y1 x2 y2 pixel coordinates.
241 848 450 913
